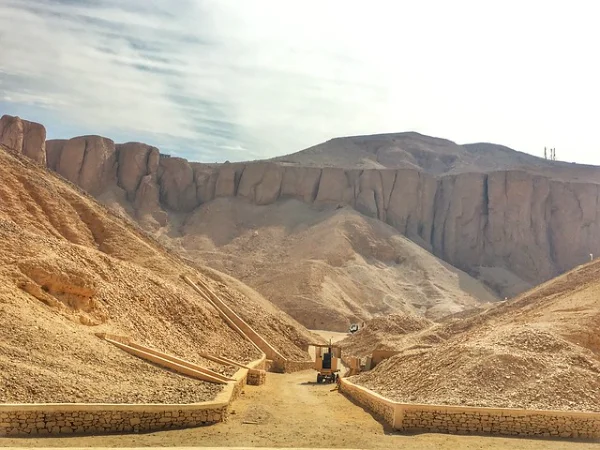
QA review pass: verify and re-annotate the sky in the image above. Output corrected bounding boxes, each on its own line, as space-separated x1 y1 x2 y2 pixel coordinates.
0 0 599 163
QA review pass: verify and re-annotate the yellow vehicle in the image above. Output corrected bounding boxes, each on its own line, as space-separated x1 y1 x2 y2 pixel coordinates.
311 342 342 384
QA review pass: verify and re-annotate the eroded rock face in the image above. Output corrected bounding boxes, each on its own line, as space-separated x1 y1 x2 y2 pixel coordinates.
33 130 600 294
0 115 46 165
158 157 197 211
117 142 159 200
237 163 284 205
49 136 117 194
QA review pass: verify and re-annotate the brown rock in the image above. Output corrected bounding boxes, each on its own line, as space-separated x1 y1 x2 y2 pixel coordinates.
45 139 67 170
134 175 160 214
0 114 46 164
237 163 283 205
50 136 117 194
215 163 245 197
315 168 355 204
192 164 218 204
280 166 322 202
117 142 159 199
355 170 385 220
158 157 197 211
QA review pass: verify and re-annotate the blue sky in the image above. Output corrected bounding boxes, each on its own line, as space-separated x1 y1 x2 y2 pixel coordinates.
1 0 599 163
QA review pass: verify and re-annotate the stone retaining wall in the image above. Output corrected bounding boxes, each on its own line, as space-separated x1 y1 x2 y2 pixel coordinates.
340 378 600 440
0 405 225 436
247 369 267 385
282 360 314 373
0 355 265 437
339 377 397 426
401 406 600 439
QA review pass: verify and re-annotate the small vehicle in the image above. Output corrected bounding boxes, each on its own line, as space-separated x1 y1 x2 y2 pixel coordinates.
349 323 359 333
311 341 341 383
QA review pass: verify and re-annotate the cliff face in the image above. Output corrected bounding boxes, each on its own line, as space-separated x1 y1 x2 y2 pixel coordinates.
46 136 600 293
4 114 598 295
0 115 46 165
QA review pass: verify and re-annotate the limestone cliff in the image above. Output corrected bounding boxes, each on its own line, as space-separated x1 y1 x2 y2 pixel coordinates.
46 136 600 295
5 114 599 296
0 115 46 165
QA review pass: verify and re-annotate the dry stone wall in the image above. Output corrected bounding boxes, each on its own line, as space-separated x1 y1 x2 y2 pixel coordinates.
247 369 267 385
0 405 225 436
282 360 315 373
339 378 397 427
0 355 266 436
340 379 600 440
400 407 600 439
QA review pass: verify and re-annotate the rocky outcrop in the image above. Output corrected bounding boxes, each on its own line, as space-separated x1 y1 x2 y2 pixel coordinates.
46 136 117 195
0 123 588 294
117 142 159 200
158 156 197 211
0 115 46 165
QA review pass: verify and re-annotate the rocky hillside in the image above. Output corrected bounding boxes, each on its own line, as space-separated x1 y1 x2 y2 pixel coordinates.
271 132 545 174
349 258 600 412
0 135 316 403
3 113 600 300
170 197 496 331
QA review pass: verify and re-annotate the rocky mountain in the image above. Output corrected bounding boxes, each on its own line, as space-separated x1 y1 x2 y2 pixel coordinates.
171 197 497 331
0 136 317 404
2 113 599 308
271 132 595 178
346 256 600 412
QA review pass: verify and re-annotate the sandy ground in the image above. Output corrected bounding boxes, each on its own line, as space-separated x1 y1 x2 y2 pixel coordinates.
310 330 349 344
2 371 598 450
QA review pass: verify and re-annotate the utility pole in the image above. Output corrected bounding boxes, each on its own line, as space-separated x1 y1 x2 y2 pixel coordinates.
544 147 547 159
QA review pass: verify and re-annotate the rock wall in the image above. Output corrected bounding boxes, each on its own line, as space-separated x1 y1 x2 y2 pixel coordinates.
340 378 600 439
0 115 46 165
0 353 266 437
400 408 600 439
247 369 267 385
281 360 316 373
0 405 225 436
339 378 398 427
43 136 600 289
2 116 598 291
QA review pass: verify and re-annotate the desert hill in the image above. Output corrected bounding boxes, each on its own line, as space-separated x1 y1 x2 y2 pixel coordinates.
4 113 600 327
344 258 600 411
163 197 496 331
273 132 600 179
0 142 315 404
32 117 600 299
271 132 544 174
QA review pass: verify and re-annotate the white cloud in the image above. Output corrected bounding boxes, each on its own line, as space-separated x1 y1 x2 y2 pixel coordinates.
0 0 599 163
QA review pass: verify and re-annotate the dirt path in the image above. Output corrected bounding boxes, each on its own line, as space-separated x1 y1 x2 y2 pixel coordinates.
310 330 350 343
2 370 598 449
